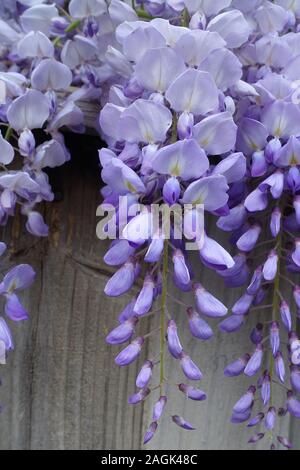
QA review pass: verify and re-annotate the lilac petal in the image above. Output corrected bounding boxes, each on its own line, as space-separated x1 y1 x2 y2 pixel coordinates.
275 352 286 383
251 151 267 177
244 344 263 377
18 129 35 158
280 301 292 332
135 47 185 93
104 240 135 266
103 158 146 196
1 264 35 293
182 175 229 212
104 260 135 297
265 138 281 164
26 211 49 237
236 118 268 157
165 69 219 115
152 139 209 181
247 266 263 295
178 383 206 401
287 168 300 194
232 293 253 315
17 30 54 58
219 315 245 333
20 4 58 35
122 26 166 62
259 170 284 199
250 323 263 345
247 413 264 427
270 322 280 357
106 317 138 345
134 275 154 316
207 10 251 48
244 188 268 212
136 360 153 388
213 152 246 184
177 112 194 140
172 415 195 430
194 283 227 318
265 407 276 430
292 239 300 268
237 224 261 252
270 207 281 238
217 204 247 232
167 319 183 359
152 396 167 421
187 308 213 340
163 177 181 205
173 250 190 286
261 372 271 406
0 132 14 165
231 409 252 424
290 366 300 394
263 250 278 281
119 99 172 144
255 2 288 34
248 433 264 444
31 59 72 91
174 29 225 67
144 238 164 263
118 298 136 323
199 234 234 270
61 36 97 69
69 0 107 19
7 89 50 131
277 436 293 449
294 285 300 309
233 386 256 413
262 101 300 139
115 337 144 366
224 354 250 377
192 112 237 155
201 45 242 91
274 136 300 168
0 317 13 350
287 391 300 418
48 101 83 132
128 387 150 404
5 293 28 321
180 352 202 380
143 422 158 445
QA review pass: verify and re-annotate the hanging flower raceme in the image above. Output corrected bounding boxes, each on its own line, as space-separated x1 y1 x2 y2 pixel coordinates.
1 0 300 451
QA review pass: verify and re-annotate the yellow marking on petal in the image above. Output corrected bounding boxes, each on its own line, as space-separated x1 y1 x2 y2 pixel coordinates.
125 181 137 193
290 154 299 166
171 162 181 177
274 126 282 138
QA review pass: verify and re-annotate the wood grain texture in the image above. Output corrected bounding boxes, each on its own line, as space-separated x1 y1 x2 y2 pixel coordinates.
0 133 298 450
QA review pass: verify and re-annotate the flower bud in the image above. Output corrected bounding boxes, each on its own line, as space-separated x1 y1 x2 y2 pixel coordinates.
167 319 183 359
172 415 195 430
136 360 153 389
106 317 138 345
115 337 144 366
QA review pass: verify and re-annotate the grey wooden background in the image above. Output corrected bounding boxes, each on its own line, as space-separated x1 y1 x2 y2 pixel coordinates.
0 132 298 450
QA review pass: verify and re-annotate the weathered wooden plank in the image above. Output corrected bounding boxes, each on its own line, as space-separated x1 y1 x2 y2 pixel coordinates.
0 132 298 450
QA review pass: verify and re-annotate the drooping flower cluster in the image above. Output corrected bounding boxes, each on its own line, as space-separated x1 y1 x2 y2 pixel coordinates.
1 0 300 450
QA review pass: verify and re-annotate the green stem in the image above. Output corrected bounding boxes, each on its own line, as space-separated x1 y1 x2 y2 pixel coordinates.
268 199 284 445
4 125 12 141
181 8 190 27
136 9 154 19
64 19 81 33
160 240 168 392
